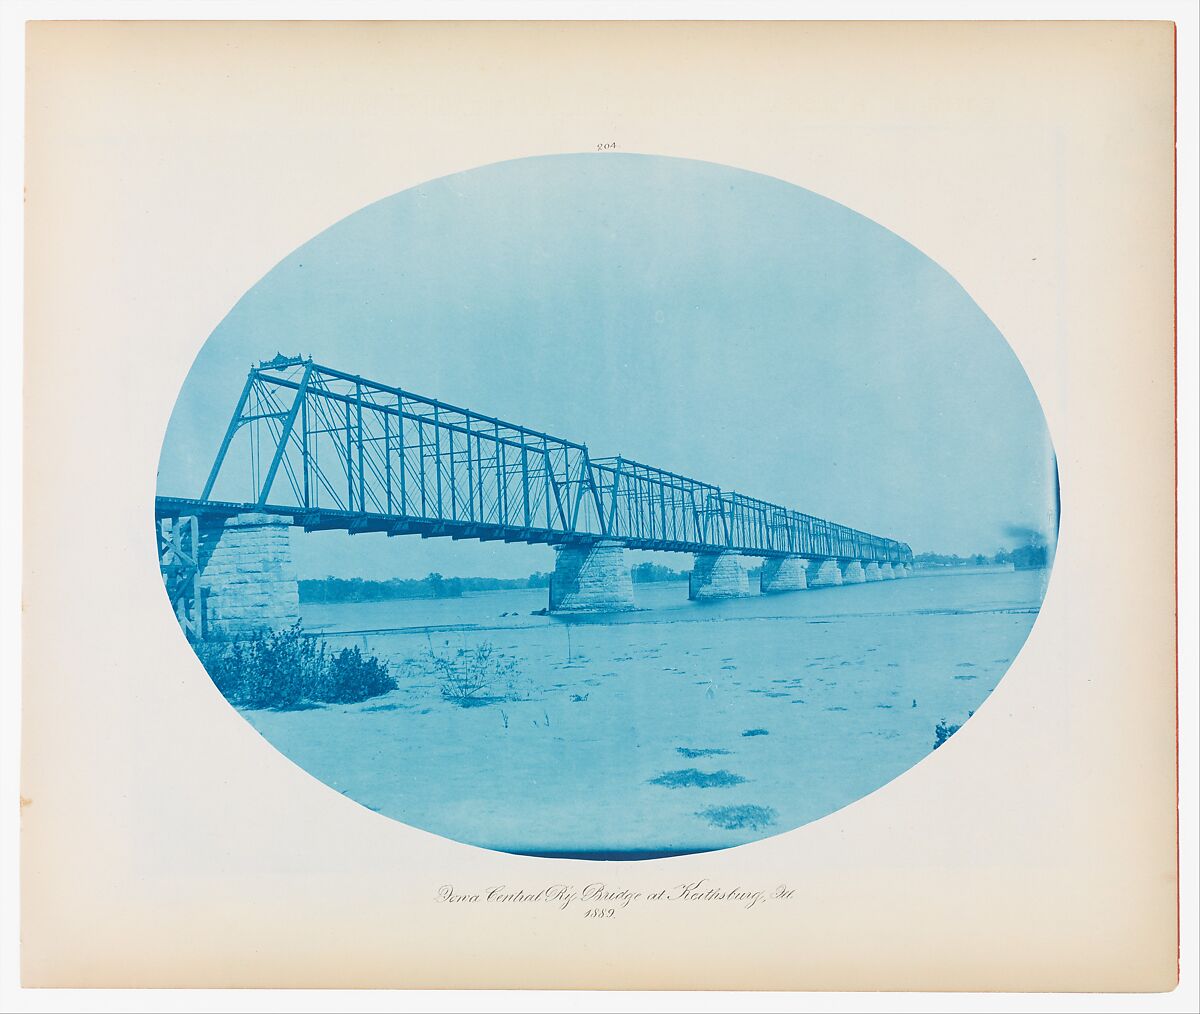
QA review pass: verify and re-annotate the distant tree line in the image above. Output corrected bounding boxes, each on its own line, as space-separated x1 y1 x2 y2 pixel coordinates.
914 551 995 567
914 546 1048 569
299 572 550 604
302 543 1051 605
303 561 699 603
630 562 689 583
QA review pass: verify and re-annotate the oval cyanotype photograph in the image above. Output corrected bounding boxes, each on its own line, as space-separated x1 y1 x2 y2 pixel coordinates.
156 153 1058 859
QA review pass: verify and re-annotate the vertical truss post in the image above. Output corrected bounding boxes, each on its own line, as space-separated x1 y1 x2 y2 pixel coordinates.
343 397 353 511
301 386 310 508
496 423 506 526
449 414 458 521
434 404 443 519
465 415 474 522
384 408 391 514
355 380 365 515
418 416 427 517
397 393 406 515
520 441 530 528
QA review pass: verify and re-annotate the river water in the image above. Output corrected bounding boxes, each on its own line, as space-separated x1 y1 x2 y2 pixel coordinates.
242 566 1049 858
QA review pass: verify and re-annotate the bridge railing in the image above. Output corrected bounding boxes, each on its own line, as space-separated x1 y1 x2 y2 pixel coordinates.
192 355 911 562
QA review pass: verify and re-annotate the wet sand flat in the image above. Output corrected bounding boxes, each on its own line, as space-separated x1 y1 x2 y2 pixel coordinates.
240 569 1045 856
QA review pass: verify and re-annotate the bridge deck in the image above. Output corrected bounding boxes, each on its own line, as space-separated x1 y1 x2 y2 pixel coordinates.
155 496 851 559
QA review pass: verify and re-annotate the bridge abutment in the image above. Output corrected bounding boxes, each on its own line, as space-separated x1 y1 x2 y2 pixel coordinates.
690 552 752 600
841 560 867 584
197 513 300 635
760 556 808 593
549 540 636 613
808 559 843 587
863 561 883 582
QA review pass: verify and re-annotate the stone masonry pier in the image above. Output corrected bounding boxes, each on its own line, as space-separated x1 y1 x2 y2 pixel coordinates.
549 540 636 613
864 561 883 581
690 552 752 600
196 513 300 635
808 559 844 587
760 556 808 593
841 560 867 584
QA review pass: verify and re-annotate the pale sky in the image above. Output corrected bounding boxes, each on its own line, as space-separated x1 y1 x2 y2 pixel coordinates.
158 153 1057 580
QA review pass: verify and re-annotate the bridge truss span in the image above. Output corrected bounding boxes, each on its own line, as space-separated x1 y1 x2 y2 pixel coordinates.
176 354 911 564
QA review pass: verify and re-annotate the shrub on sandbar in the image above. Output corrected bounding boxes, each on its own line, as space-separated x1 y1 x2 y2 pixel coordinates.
408 641 527 707
697 804 778 831
649 768 747 789
197 623 394 710
933 710 975 749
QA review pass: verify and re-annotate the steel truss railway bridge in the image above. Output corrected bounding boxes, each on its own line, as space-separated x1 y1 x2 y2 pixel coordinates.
156 355 913 637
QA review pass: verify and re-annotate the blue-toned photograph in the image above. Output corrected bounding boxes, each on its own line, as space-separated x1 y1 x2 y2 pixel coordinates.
156 153 1057 859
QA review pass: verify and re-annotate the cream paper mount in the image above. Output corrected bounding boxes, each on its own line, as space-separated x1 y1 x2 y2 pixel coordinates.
21 20 1178 991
